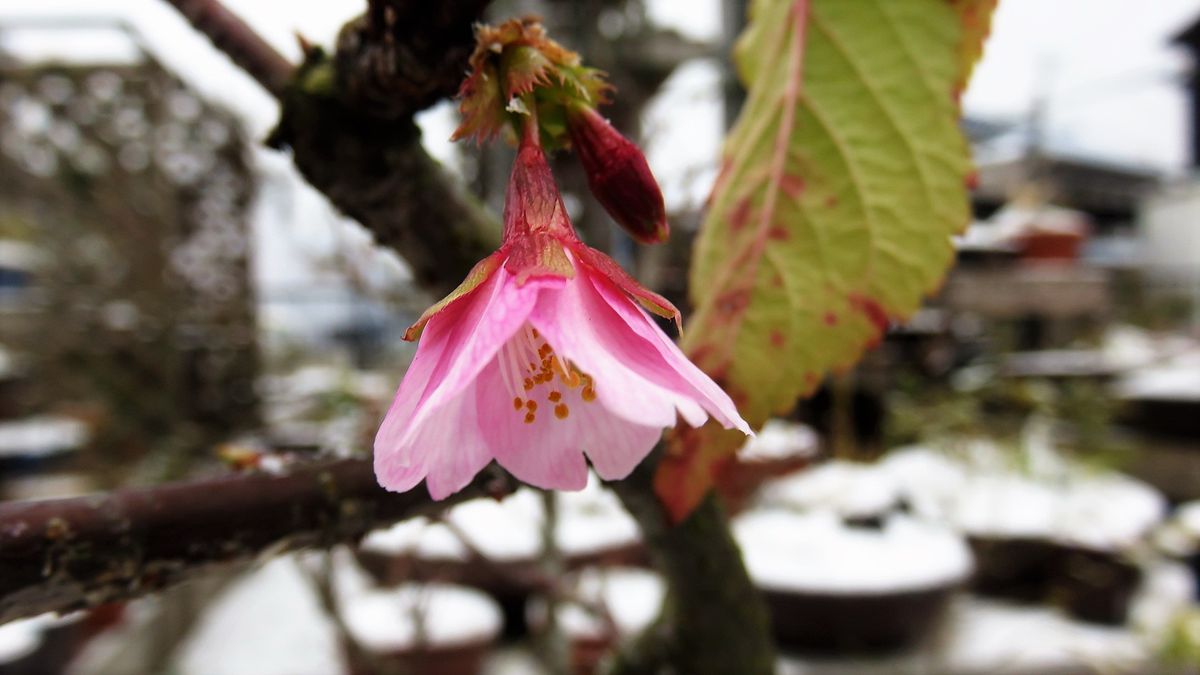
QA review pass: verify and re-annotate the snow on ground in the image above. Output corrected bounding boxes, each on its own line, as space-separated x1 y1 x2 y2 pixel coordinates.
733 510 973 595
173 556 345 675
172 551 502 675
361 474 639 562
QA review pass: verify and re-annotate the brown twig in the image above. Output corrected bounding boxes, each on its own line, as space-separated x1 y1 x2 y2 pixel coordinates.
160 0 294 98
0 458 514 623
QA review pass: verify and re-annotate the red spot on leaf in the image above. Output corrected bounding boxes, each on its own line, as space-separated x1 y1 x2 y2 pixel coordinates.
847 292 889 335
768 226 790 241
824 195 838 208
769 329 786 347
804 372 818 386
728 197 753 232
715 289 751 318
965 170 979 190
771 273 784 288
780 173 805 199
823 311 838 326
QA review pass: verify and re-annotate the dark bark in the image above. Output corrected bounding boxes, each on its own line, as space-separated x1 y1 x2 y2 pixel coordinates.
272 0 502 294
335 0 492 120
0 458 513 623
608 452 777 675
268 59 500 295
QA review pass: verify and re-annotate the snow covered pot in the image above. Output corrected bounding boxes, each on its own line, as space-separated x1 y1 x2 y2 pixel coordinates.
373 114 749 499
733 509 972 654
884 446 1165 625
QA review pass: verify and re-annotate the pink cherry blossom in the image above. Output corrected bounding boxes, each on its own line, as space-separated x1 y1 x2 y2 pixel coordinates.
373 118 750 499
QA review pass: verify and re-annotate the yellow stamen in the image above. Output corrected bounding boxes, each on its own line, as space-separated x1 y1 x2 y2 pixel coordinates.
524 412 536 424
554 403 570 419
547 391 562 403
513 397 523 410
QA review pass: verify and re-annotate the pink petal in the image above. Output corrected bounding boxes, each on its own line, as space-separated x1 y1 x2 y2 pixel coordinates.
474 355 590 490
473 338 665 485
374 381 490 498
529 274 708 430
585 268 751 434
378 267 558 455
574 403 666 481
375 266 561 496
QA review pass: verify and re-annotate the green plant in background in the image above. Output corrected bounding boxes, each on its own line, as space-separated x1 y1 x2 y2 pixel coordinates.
886 363 1132 473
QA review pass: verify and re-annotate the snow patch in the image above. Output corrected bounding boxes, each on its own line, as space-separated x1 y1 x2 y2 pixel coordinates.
537 567 665 640
361 475 638 562
758 461 898 519
737 420 819 463
733 510 972 594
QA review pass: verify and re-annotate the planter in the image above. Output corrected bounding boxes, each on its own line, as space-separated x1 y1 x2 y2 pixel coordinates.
762 585 958 654
734 510 971 654
968 536 1142 624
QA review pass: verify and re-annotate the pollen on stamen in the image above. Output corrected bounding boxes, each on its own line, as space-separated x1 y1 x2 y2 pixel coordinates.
547 391 562 402
524 412 536 424
523 378 534 391
554 403 570 419
581 386 596 402
513 397 523 410
526 400 538 412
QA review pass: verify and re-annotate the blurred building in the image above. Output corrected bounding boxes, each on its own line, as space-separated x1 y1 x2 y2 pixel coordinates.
0 18 258 468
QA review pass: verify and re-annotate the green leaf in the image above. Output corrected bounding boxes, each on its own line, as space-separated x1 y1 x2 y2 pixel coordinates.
659 0 988 518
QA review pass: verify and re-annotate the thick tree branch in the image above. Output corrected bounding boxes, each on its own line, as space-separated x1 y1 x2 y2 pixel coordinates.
161 0 294 98
164 0 501 292
0 458 514 624
607 451 776 675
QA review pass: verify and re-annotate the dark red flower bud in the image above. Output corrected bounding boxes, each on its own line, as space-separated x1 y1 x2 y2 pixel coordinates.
567 106 669 245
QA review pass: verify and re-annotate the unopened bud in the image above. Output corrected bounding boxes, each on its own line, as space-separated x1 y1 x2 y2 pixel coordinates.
567 106 669 245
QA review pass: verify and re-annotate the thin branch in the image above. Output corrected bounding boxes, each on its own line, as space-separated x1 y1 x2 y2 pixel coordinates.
161 0 294 98
0 458 514 623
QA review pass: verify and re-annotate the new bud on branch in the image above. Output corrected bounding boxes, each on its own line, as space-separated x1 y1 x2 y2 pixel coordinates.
567 106 669 244
372 20 749 499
